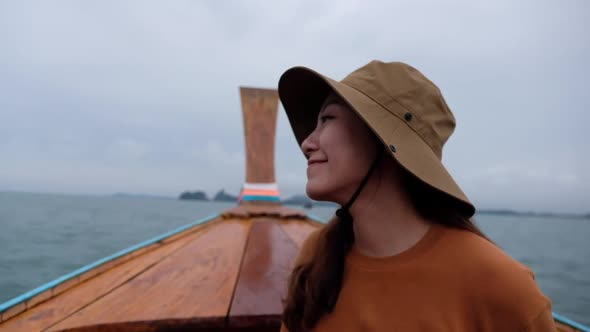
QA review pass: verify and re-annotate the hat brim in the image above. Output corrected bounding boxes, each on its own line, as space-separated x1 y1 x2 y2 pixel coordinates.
278 66 475 217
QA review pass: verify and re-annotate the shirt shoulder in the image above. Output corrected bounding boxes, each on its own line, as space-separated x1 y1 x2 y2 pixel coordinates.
439 227 553 331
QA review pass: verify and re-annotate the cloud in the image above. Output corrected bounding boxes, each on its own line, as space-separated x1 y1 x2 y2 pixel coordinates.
458 161 588 213
0 0 588 212
105 138 151 161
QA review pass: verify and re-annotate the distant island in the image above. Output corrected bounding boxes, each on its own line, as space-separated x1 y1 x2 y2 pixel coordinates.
213 189 238 202
177 190 336 207
112 193 173 199
179 191 208 201
176 190 588 219
179 189 237 202
477 209 589 220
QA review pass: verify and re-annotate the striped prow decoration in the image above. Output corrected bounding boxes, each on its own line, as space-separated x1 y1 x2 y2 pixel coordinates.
239 182 281 202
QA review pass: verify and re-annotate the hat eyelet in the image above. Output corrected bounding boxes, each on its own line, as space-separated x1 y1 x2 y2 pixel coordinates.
389 144 397 153
404 112 413 121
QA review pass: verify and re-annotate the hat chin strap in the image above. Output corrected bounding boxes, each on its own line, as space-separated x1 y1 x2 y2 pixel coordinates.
335 150 384 223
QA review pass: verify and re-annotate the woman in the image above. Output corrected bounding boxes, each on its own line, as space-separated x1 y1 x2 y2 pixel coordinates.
277 61 555 332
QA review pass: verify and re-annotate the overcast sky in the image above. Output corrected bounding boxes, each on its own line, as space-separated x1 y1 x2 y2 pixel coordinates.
0 0 588 213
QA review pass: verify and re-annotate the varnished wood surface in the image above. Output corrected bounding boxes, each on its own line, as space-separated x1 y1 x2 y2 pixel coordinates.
240 87 279 184
0 213 323 332
42 318 280 332
0 211 586 332
222 204 306 219
228 219 300 327
279 219 324 247
0 223 209 332
556 321 586 332
0 216 218 326
49 220 251 332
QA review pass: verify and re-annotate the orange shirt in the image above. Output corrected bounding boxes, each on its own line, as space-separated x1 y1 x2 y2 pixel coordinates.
281 223 556 332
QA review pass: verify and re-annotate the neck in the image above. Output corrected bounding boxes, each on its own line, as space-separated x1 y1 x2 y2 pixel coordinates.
347 162 431 257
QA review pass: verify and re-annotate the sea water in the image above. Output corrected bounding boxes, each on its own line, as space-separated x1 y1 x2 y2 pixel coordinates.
0 191 588 325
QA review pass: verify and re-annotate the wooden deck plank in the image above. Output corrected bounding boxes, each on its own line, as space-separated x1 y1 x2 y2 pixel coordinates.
1 302 26 323
222 204 306 219
556 321 582 332
49 219 251 331
279 219 322 248
0 224 207 332
25 289 52 312
228 219 300 327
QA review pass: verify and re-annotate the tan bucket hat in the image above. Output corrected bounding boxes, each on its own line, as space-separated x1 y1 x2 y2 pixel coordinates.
278 60 475 217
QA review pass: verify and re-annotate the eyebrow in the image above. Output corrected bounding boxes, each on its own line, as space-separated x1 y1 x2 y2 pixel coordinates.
319 96 341 114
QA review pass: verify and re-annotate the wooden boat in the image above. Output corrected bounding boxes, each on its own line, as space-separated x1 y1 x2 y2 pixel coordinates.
0 88 587 332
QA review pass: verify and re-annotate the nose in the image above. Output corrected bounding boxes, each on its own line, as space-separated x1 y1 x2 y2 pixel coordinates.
301 128 319 159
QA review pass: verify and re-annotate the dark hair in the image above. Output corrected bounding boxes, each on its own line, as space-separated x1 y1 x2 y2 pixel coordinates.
281 160 489 332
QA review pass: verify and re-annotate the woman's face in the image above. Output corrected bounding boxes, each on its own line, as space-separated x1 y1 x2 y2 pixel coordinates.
302 93 379 204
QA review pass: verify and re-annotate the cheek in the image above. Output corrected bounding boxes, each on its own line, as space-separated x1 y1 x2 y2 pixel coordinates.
307 120 376 200
324 126 370 168
322 142 368 192
328 128 376 182
330 150 367 187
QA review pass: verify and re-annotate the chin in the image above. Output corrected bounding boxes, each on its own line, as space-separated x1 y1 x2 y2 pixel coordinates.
305 182 336 203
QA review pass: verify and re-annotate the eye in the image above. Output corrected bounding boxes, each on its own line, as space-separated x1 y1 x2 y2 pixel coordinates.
320 115 335 123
